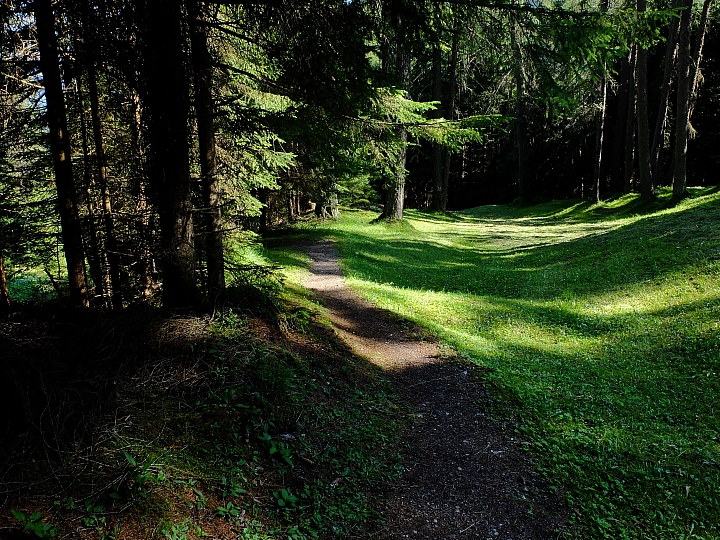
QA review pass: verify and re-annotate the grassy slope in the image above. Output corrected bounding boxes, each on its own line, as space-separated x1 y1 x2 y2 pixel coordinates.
283 188 720 539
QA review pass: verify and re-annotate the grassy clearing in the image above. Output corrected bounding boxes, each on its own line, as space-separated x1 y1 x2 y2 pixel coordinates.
275 187 720 539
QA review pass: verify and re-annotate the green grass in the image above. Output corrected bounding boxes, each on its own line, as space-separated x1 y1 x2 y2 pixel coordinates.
271 187 720 539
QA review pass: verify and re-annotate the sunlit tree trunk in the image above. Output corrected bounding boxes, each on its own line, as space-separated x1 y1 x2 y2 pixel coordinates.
35 0 90 307
636 0 655 202
88 64 123 309
592 0 610 203
381 44 410 221
430 45 443 211
0 253 10 311
624 47 637 193
190 0 225 300
593 77 607 203
673 0 693 201
77 79 104 300
512 25 531 200
650 3 680 181
129 92 153 298
440 27 459 211
688 0 713 121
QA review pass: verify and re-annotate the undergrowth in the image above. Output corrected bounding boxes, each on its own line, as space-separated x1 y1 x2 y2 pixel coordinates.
0 265 404 538
275 187 720 540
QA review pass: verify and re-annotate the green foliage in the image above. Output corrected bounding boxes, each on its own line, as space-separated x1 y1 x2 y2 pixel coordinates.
273 488 298 508
293 188 720 539
216 500 241 520
11 510 58 538
81 500 120 540
122 451 155 499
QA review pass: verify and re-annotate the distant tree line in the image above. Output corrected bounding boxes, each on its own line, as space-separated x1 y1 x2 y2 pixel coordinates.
0 0 716 309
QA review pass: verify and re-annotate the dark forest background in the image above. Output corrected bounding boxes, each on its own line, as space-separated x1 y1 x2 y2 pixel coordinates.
1 0 718 310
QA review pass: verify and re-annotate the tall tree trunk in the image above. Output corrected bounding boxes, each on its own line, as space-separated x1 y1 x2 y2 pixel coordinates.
190 0 225 300
258 188 269 234
688 0 713 123
383 126 407 221
650 4 680 181
88 63 123 309
77 79 104 300
0 253 10 312
592 0 610 203
34 0 90 307
636 0 655 202
430 45 443 211
673 0 693 201
440 26 459 211
79 0 122 308
593 76 607 203
611 53 632 190
130 92 153 298
624 47 638 193
141 0 199 307
381 44 410 221
512 26 531 200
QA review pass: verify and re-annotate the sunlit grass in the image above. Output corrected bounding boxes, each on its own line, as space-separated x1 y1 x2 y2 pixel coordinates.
273 186 720 539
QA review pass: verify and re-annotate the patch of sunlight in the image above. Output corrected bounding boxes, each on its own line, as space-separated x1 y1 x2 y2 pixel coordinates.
358 251 402 264
489 322 599 357
352 278 604 360
598 192 639 209
584 277 720 318
545 200 590 218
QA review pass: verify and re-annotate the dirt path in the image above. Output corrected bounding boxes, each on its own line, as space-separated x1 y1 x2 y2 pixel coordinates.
303 241 568 540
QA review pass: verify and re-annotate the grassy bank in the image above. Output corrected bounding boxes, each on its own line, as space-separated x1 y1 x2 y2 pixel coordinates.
276 187 720 539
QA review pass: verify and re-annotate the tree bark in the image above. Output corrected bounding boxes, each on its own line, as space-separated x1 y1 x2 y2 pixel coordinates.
512 26 531 201
140 0 199 307
258 188 269 234
381 43 410 221
593 76 607 203
624 47 637 193
383 127 407 220
673 0 693 201
88 62 123 309
77 79 104 300
688 0 713 122
636 0 655 202
130 92 153 298
190 0 225 300
611 53 632 190
650 3 680 181
34 0 90 307
0 253 10 312
592 0 610 203
440 26 459 211
430 45 443 211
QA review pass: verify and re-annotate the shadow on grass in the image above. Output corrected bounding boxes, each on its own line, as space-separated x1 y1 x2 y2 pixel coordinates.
289 231 720 539
329 192 720 303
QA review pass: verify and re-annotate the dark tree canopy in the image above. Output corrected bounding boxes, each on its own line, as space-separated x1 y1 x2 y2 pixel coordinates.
1 0 717 308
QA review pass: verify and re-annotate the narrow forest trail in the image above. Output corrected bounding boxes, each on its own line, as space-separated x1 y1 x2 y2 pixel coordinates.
303 241 568 540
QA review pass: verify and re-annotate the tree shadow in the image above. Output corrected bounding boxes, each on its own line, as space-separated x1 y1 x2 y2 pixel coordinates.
328 192 720 302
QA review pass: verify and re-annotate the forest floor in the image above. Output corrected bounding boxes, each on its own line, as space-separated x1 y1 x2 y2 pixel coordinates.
301 240 568 540
0 243 566 540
